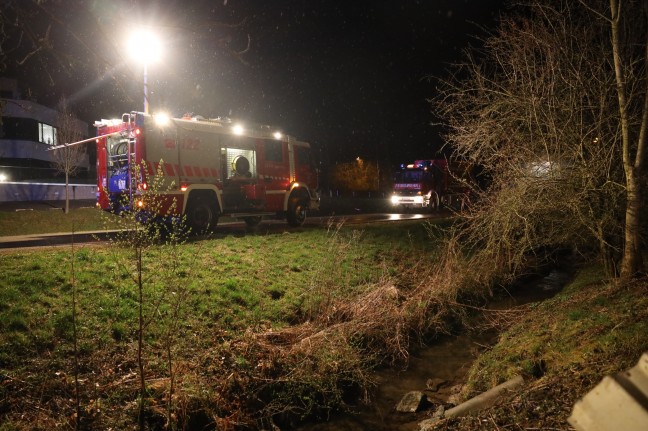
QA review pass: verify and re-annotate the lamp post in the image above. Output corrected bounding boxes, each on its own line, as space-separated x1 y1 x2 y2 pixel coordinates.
143 62 149 114
128 29 162 114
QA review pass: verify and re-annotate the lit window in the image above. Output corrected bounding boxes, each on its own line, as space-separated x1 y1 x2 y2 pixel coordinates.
38 123 57 145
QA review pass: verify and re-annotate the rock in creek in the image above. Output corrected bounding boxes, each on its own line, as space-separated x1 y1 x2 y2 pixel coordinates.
426 378 447 392
396 391 428 413
418 406 446 431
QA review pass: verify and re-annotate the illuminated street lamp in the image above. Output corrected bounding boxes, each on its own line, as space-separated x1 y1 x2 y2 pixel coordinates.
128 29 162 114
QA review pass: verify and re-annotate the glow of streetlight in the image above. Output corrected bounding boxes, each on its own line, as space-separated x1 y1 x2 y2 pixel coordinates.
127 28 162 114
127 29 162 64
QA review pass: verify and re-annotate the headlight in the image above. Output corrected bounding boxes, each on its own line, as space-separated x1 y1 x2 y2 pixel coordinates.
391 195 399 204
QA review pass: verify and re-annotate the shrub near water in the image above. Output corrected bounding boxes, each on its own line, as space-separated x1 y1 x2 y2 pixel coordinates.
0 219 450 429
431 265 648 430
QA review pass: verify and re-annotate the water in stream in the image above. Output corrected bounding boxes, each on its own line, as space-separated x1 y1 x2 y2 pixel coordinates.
295 268 571 431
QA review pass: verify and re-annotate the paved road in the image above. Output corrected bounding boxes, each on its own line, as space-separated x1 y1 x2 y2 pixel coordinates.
0 195 394 214
0 199 443 250
0 213 439 250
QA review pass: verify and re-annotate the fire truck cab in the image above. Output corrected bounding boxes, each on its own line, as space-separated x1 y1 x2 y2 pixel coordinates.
95 111 320 231
391 159 448 211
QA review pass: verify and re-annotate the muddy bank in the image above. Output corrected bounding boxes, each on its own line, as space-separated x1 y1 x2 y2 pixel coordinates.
295 332 497 431
295 268 571 431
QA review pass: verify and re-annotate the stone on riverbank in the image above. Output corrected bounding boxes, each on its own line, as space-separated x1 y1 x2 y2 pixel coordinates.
396 391 428 413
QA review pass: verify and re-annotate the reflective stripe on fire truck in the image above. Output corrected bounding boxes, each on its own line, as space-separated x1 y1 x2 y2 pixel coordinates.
288 142 296 183
259 175 290 181
146 160 220 178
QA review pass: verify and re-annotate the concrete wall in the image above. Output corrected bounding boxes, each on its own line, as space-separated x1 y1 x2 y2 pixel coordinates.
0 182 95 202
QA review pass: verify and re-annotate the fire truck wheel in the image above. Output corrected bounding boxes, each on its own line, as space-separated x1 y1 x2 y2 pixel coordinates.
243 216 262 227
186 195 218 234
287 197 307 227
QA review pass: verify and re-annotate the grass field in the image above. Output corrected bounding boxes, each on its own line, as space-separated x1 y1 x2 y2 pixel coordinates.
0 212 448 429
0 206 116 236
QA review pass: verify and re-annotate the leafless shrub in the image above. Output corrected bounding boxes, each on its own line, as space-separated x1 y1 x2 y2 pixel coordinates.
230 240 484 425
53 98 87 214
431 0 637 280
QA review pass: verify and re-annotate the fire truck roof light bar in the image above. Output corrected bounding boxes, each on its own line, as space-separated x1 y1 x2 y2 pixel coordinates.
116 111 293 143
154 113 170 126
95 118 124 127
174 113 291 142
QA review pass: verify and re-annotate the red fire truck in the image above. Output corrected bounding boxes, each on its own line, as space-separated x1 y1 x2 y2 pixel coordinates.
94 111 319 231
390 159 472 212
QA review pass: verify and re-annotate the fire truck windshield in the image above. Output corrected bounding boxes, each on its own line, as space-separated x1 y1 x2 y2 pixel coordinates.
393 170 431 184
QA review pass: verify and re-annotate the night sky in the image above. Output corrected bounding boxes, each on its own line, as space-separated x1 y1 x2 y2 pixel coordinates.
2 0 507 166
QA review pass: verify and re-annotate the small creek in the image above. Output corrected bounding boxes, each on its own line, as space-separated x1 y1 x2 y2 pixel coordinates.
295 268 572 431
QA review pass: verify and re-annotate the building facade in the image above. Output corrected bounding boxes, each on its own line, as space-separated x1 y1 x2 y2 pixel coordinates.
0 78 91 182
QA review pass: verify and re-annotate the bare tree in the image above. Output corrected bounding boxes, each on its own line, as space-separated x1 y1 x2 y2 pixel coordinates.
433 0 641 278
53 98 86 214
105 162 188 430
604 0 648 278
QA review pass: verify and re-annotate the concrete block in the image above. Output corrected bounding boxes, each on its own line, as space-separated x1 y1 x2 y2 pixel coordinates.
569 352 648 431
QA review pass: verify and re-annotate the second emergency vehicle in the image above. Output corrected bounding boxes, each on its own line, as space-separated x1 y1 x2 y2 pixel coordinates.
391 159 472 212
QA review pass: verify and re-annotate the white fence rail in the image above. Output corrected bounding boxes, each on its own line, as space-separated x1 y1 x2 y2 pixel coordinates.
0 182 95 202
